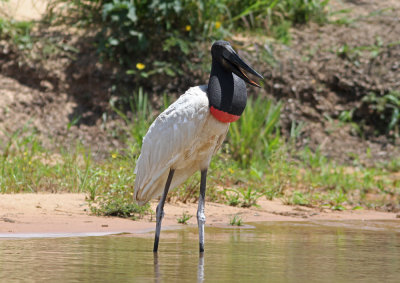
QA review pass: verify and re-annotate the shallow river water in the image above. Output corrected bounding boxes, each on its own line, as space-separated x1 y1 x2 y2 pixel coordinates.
0 221 399 282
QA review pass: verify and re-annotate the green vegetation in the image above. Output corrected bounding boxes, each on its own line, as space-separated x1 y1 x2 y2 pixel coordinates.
0 126 90 192
229 214 243 226
111 87 156 148
224 187 265 208
228 97 282 166
0 18 34 51
0 125 153 217
177 212 192 224
361 91 400 136
1 94 399 215
335 38 400 138
90 191 151 219
43 0 330 79
338 89 400 138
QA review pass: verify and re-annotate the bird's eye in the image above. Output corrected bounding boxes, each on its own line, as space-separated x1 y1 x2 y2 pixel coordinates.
222 49 231 59
221 57 230 69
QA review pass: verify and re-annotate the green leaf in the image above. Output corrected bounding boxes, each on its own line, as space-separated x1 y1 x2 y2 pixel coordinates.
108 38 119 46
352 206 364 210
127 5 137 22
332 205 346 211
164 67 175 76
388 108 399 131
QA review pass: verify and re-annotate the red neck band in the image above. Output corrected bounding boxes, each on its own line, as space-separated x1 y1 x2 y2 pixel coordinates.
210 106 240 123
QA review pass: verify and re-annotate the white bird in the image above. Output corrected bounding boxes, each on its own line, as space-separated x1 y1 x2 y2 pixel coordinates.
134 41 263 252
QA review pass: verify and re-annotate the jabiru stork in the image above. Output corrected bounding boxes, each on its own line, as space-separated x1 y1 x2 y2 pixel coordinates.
134 41 263 252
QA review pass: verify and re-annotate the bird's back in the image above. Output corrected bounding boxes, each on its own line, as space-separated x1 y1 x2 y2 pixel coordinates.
134 85 229 205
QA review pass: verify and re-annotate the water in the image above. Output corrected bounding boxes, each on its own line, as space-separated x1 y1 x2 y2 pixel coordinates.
0 221 399 282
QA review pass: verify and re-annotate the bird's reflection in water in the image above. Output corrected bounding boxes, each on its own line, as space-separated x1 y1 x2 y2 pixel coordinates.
153 253 205 283
153 253 160 283
198 253 205 282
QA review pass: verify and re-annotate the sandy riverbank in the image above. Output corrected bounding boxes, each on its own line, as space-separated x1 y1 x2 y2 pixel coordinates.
0 193 398 236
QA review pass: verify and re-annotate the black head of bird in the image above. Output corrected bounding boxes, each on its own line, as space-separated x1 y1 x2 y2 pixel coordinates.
208 40 264 121
210 40 263 88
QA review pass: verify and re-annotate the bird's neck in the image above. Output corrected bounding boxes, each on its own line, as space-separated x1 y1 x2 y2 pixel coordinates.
207 61 247 123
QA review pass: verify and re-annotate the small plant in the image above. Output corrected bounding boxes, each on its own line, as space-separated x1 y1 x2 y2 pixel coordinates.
90 193 152 220
327 189 348 211
361 91 400 136
0 18 34 51
229 214 243 226
177 212 192 224
239 187 265 208
383 158 400 172
300 147 328 169
291 191 310 206
225 191 241 207
225 187 265 208
338 109 355 123
230 0 329 42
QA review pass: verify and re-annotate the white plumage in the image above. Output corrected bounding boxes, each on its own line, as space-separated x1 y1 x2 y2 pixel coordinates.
134 85 229 205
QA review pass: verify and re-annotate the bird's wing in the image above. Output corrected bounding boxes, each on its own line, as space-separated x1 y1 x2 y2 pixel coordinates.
134 85 209 204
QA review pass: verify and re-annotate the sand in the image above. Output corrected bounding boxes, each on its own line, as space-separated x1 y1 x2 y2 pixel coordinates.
0 193 398 237
0 0 48 21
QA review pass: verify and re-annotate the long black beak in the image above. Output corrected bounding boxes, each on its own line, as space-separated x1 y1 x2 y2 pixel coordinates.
222 46 264 88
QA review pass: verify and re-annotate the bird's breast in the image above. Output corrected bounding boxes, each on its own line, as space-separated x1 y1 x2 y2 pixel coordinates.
174 112 229 170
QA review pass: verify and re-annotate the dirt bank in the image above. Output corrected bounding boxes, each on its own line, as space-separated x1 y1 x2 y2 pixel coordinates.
0 193 398 236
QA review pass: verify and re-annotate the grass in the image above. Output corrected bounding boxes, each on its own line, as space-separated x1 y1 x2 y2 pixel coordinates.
0 18 34 51
89 191 151 220
0 126 87 193
177 212 192 224
111 87 155 148
1 128 399 215
228 97 282 167
224 187 265 208
229 214 243 226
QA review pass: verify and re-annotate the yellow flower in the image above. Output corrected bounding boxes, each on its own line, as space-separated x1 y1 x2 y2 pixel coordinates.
228 168 234 174
111 153 118 159
119 166 124 170
215 21 221 29
28 161 32 165
136 63 145 70
185 25 191 31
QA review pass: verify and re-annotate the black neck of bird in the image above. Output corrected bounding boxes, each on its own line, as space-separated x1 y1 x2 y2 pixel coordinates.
207 60 247 117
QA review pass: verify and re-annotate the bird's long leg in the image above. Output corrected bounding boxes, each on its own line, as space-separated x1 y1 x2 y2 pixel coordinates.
197 169 208 253
153 169 175 253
